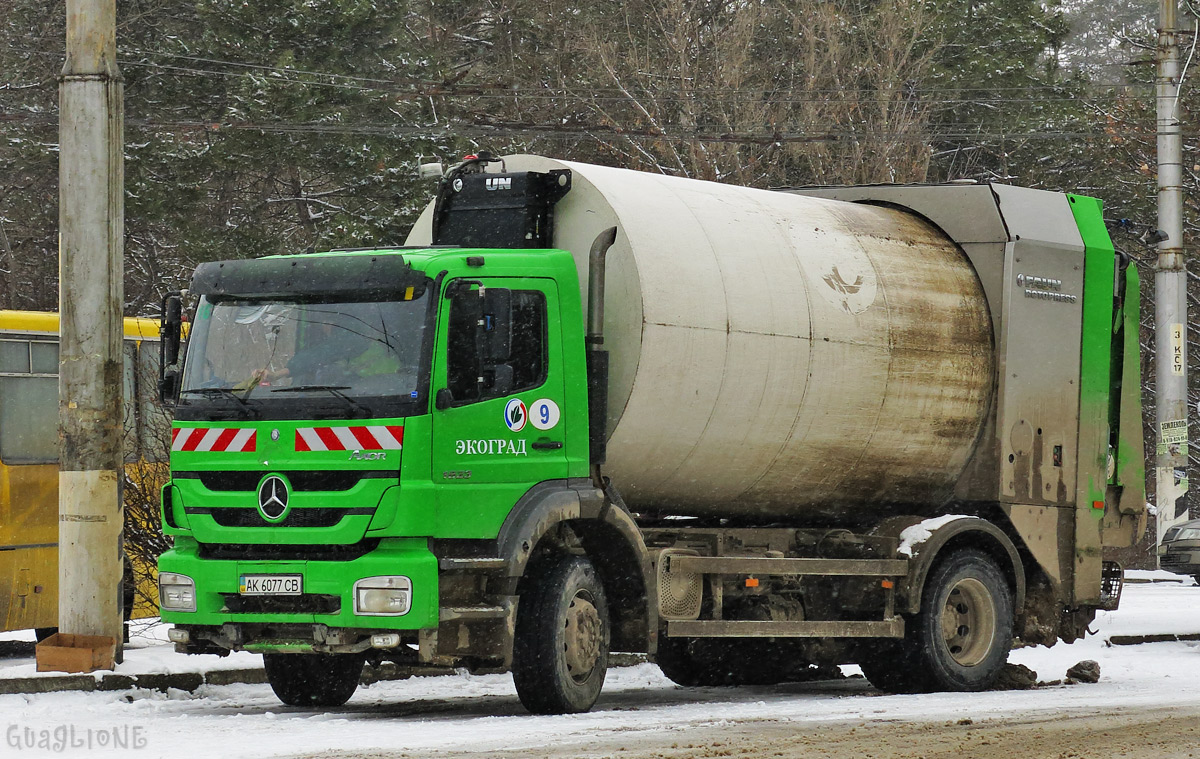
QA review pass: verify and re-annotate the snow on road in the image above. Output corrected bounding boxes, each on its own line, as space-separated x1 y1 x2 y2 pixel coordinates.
3 575 1200 759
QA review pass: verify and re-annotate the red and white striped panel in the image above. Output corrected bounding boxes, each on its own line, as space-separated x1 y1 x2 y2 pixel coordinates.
295 425 404 452
171 427 257 453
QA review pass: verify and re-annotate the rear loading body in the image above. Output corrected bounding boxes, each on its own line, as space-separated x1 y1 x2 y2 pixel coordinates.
411 158 995 518
158 157 1145 712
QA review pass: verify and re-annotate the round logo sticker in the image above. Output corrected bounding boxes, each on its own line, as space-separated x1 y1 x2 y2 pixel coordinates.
530 399 561 431
504 399 528 432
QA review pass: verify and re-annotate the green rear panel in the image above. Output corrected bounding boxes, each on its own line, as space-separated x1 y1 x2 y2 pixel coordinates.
1113 266 1146 498
1068 193 1116 519
1067 193 1128 602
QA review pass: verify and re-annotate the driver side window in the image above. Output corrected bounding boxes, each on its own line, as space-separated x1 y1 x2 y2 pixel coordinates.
446 287 546 404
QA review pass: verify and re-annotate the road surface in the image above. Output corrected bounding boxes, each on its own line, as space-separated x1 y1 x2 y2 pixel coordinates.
2 577 1199 759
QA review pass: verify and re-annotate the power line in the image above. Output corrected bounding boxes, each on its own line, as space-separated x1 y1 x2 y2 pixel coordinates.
0 43 1163 100
0 77 1161 112
0 108 1180 145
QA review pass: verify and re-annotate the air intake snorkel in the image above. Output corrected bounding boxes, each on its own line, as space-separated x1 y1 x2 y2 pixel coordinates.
586 226 619 487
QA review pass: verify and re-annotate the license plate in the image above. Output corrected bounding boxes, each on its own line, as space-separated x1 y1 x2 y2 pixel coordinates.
239 574 302 596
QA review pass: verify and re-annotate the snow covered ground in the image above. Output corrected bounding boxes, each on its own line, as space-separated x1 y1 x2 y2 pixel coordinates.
2 573 1199 759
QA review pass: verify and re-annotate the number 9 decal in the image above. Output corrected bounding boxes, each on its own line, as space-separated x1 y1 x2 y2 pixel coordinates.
530 399 560 431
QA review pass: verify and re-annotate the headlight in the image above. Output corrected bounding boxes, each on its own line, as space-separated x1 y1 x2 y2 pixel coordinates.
354 576 411 616
159 572 196 612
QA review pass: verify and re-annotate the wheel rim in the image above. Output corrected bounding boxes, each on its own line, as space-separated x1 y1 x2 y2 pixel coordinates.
939 577 996 667
563 590 603 684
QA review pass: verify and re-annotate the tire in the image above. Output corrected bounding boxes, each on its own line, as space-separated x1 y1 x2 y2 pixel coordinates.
867 549 1013 693
263 653 364 707
512 555 610 714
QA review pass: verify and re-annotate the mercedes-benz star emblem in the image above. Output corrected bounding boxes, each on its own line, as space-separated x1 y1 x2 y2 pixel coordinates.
257 475 289 520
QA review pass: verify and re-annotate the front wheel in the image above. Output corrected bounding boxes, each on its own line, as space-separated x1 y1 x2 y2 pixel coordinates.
512 555 610 714
263 653 364 707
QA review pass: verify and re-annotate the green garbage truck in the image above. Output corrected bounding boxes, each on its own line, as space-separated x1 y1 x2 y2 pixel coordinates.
157 155 1146 713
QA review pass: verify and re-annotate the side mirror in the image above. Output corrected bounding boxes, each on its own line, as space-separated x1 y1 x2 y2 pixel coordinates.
162 293 183 366
159 292 184 406
158 370 181 407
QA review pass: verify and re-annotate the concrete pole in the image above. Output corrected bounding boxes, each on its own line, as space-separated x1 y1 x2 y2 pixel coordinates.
1155 0 1190 558
57 0 124 660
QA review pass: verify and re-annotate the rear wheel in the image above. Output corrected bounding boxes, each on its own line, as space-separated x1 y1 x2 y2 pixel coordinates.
864 549 1013 693
512 555 610 714
263 653 364 707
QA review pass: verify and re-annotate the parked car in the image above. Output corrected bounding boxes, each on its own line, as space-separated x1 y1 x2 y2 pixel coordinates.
1160 519 1200 582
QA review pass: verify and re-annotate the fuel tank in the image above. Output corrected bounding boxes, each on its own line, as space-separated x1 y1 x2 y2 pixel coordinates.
409 156 994 519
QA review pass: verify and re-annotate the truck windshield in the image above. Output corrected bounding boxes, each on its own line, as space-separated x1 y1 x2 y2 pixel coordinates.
178 295 430 420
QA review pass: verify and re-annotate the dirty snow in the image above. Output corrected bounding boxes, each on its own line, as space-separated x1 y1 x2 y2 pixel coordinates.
896 514 976 556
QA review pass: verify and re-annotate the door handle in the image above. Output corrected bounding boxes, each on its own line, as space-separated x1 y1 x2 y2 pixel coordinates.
531 440 563 450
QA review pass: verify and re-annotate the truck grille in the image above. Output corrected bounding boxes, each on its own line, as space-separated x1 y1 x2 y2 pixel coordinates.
174 470 395 492
222 593 341 615
199 540 380 562
185 506 374 528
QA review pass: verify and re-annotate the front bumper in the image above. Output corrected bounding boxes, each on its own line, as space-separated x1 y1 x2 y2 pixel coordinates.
1160 548 1200 576
158 537 439 631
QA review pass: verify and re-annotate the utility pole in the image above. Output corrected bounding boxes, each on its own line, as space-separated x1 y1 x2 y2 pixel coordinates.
1155 0 1190 558
57 0 124 660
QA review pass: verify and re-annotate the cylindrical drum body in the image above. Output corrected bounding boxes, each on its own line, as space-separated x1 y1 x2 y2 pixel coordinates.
411 156 995 520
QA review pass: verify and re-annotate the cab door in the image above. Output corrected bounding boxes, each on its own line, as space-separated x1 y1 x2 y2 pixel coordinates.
429 276 569 538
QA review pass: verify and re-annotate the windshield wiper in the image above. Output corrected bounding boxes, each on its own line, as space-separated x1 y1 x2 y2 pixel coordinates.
178 387 260 418
270 385 373 417
181 387 253 406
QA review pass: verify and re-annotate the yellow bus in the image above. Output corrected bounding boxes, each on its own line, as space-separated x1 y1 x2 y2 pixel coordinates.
0 310 167 635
